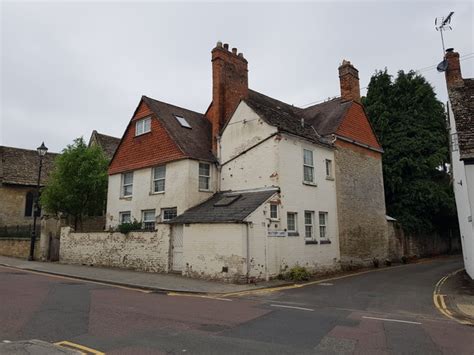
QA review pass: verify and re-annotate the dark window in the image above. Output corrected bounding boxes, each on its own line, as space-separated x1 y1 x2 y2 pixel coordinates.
25 192 34 217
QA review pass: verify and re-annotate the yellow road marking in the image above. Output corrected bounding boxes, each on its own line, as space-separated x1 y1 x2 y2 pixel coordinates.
55 340 105 354
432 268 473 326
0 265 152 294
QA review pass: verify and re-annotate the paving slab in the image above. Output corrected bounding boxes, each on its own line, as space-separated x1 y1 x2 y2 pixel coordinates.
0 255 288 294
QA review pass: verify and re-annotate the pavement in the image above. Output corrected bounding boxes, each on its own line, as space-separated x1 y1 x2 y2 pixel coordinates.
1 255 473 354
435 268 474 325
0 255 288 294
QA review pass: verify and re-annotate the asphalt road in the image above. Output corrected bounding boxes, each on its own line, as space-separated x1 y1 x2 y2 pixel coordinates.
1 257 473 354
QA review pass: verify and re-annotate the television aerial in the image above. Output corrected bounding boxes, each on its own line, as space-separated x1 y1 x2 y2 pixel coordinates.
435 11 454 72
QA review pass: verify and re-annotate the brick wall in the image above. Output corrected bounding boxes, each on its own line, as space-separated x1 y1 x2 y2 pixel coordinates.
60 226 171 272
334 142 389 266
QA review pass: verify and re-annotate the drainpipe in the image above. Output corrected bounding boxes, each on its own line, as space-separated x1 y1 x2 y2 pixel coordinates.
246 222 250 283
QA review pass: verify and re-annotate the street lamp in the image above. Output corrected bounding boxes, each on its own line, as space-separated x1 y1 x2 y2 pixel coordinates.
28 142 48 261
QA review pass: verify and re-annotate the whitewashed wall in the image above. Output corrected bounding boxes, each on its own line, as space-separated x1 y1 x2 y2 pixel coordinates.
181 223 247 281
219 103 341 278
106 159 216 229
60 226 171 272
449 104 474 279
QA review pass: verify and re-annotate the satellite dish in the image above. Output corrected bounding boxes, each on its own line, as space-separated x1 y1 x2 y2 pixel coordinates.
437 59 448 72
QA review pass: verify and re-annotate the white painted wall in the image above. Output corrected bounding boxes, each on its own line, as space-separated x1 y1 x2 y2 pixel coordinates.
106 159 216 229
449 103 474 279
181 223 246 281
219 102 341 278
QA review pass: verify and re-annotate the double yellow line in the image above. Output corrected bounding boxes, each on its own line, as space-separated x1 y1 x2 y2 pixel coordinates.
432 268 473 326
55 341 104 354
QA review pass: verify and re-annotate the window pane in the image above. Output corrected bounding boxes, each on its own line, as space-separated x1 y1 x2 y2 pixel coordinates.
304 166 314 182
326 160 331 176
199 176 209 190
163 208 177 221
154 179 165 192
123 185 133 196
123 172 133 185
154 166 166 179
144 118 151 132
320 226 326 239
303 149 313 166
270 204 278 219
143 210 155 222
287 213 296 231
120 212 131 224
305 226 313 239
304 211 313 225
199 163 210 176
319 212 326 225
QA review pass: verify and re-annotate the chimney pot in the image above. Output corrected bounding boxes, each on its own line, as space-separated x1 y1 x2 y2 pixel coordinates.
223 43 229 50
232 48 237 55
216 41 223 48
238 53 244 58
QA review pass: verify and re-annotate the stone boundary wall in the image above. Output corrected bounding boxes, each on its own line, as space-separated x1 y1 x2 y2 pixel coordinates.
60 226 171 272
0 238 40 259
387 220 461 260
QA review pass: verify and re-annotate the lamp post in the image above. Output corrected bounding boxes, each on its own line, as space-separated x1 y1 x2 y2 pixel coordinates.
28 142 48 261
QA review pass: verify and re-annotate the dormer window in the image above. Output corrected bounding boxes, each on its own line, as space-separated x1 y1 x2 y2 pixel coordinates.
135 117 151 136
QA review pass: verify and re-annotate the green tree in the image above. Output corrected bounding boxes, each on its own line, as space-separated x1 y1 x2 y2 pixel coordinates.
40 137 109 229
362 69 457 235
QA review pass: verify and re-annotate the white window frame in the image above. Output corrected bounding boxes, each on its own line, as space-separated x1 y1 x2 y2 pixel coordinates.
303 149 315 184
319 212 328 241
121 172 133 197
199 162 211 191
142 209 156 230
270 203 279 220
325 159 333 179
161 207 177 221
152 165 166 193
119 211 131 224
287 212 298 233
304 211 315 240
135 116 151 136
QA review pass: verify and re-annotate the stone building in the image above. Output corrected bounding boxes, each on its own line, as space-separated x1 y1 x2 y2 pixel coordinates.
88 130 121 160
103 42 389 280
0 146 58 227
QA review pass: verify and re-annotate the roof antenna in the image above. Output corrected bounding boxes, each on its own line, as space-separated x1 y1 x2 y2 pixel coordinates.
435 11 454 72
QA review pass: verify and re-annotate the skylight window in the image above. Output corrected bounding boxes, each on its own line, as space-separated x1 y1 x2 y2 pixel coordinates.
174 115 191 128
214 195 241 207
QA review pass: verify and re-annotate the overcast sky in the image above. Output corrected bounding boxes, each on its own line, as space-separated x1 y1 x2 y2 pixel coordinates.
1 1 473 153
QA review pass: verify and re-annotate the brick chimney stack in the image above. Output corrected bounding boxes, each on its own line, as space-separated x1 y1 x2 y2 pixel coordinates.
206 41 249 153
338 60 360 103
445 48 464 88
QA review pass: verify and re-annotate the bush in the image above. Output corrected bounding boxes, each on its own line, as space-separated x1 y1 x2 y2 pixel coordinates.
286 266 311 281
118 220 142 234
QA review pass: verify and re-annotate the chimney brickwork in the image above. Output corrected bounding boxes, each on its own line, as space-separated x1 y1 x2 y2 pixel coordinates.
206 41 248 153
339 60 361 103
445 49 464 88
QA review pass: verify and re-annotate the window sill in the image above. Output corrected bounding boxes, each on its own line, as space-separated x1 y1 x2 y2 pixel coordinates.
119 196 132 200
303 181 317 187
270 218 280 222
150 191 165 195
134 131 151 138
320 239 331 244
305 240 318 245
325 176 335 181
199 189 213 193
288 232 299 237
